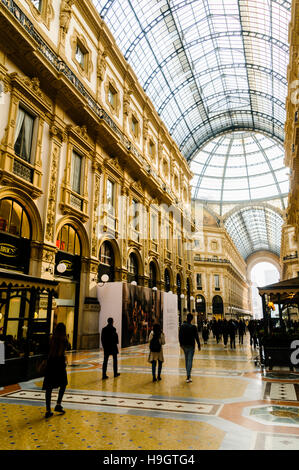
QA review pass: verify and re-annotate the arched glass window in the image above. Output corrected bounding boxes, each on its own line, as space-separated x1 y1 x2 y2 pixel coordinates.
56 225 81 255
128 253 139 283
149 261 157 288
0 198 31 239
98 241 115 282
164 268 171 292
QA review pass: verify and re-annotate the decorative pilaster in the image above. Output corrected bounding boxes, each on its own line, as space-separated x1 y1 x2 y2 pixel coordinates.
45 124 66 242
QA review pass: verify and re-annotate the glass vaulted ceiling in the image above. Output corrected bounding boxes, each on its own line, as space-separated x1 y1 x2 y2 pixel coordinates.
93 0 290 260
224 206 284 259
190 132 289 207
93 0 291 161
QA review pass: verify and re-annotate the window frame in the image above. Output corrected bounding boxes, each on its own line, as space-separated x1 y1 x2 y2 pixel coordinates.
14 105 36 164
70 150 83 195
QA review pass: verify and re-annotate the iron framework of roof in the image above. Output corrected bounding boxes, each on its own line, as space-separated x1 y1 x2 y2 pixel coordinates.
92 0 290 259
93 0 291 161
224 205 284 260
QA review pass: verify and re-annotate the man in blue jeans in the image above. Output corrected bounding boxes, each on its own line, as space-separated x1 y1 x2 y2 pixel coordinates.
179 313 201 383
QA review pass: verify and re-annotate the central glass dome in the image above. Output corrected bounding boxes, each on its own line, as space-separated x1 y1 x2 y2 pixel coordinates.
190 131 289 204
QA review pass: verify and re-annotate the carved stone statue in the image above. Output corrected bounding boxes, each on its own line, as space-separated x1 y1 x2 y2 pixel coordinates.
60 0 74 34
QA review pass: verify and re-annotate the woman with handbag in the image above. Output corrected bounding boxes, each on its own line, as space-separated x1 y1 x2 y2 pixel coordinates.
42 323 68 418
148 323 165 382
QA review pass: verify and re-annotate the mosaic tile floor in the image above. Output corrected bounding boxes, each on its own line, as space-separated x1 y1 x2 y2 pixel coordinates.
0 335 298 450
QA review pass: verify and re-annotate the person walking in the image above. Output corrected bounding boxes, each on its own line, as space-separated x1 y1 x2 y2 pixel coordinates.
42 323 68 419
148 323 165 382
248 320 258 348
179 313 201 383
202 320 209 344
228 319 236 349
222 319 229 348
238 320 245 345
101 317 120 379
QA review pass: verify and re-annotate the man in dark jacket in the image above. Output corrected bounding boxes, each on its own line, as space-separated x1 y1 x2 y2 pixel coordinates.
179 313 201 383
101 317 120 380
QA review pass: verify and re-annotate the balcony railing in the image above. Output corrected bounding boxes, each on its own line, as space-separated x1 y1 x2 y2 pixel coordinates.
13 158 33 183
1 0 184 205
283 252 298 261
194 256 230 264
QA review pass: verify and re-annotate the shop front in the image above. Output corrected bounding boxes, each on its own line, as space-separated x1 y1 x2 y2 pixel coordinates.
0 270 58 386
54 224 82 349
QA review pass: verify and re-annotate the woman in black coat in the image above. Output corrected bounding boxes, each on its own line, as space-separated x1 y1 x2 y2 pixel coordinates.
42 323 68 418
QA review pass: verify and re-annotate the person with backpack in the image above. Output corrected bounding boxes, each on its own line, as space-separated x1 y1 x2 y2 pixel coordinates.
179 313 201 383
148 323 165 382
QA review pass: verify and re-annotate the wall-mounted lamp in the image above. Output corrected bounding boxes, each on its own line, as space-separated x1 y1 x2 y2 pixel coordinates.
152 286 157 291
131 281 137 286
98 274 109 286
57 262 67 274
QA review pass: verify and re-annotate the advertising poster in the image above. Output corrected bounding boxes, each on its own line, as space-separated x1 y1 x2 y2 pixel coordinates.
122 283 162 348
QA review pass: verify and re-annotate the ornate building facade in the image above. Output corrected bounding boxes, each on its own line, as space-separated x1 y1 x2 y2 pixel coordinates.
284 0 299 280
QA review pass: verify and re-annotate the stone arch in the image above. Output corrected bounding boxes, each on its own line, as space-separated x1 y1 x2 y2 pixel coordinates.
246 251 281 280
55 216 90 258
0 188 43 242
98 238 121 271
148 256 161 283
127 248 144 279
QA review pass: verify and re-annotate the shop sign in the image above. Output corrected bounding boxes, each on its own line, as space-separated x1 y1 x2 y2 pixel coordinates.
0 243 18 257
0 233 30 272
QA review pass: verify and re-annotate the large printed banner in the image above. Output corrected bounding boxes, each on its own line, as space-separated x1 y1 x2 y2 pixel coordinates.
122 283 162 348
97 282 123 349
97 283 177 349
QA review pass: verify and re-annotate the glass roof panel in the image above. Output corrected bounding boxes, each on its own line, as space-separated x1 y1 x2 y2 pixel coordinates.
224 206 284 259
190 131 289 207
93 0 290 260
93 0 291 161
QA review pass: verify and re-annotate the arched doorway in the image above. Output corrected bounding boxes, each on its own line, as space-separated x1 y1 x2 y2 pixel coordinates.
250 261 280 319
0 198 31 273
55 224 82 349
98 241 115 282
196 295 206 315
196 294 206 328
212 295 224 319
